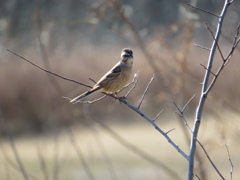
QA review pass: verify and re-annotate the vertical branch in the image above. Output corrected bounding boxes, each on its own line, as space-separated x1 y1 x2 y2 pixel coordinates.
0 107 29 180
83 105 119 180
66 126 96 180
188 1 232 179
36 145 49 180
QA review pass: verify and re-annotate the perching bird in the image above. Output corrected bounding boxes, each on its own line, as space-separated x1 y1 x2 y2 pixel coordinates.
70 48 133 103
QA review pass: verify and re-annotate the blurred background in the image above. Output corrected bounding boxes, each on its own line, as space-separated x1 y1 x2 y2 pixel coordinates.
0 0 240 179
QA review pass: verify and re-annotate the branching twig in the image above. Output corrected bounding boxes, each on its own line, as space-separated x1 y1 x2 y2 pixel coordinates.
173 94 196 133
118 96 188 160
196 140 225 180
225 145 234 180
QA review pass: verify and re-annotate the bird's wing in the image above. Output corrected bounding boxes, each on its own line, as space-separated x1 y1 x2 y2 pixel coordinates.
96 63 122 87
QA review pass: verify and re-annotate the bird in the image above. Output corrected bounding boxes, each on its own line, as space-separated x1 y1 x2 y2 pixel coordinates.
70 48 133 103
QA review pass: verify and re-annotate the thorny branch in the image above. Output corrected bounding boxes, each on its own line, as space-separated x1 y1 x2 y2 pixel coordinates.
117 75 188 160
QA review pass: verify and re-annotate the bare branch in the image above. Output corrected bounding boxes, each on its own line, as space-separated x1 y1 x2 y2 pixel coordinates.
187 3 220 18
6 49 92 88
138 74 155 109
205 23 240 94
225 145 234 180
188 1 234 179
196 140 225 180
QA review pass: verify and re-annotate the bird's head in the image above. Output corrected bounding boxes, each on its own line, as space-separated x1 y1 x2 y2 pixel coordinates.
121 48 133 64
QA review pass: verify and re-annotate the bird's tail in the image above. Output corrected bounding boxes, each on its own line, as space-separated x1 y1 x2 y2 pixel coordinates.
70 86 102 103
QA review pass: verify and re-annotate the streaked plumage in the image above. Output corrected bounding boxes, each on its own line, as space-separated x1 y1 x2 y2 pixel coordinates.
70 48 133 103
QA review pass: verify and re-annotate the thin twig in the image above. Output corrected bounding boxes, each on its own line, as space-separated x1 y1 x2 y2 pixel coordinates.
200 64 216 76
205 23 225 60
125 73 139 97
187 3 220 18
193 43 211 51
74 95 107 104
6 49 92 88
165 128 175 135
182 94 196 112
153 109 164 121
138 74 155 109
195 174 201 180
225 145 234 180
205 24 240 94
196 139 225 180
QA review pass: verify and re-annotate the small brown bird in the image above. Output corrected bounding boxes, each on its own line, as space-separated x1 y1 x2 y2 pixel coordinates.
70 48 133 103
